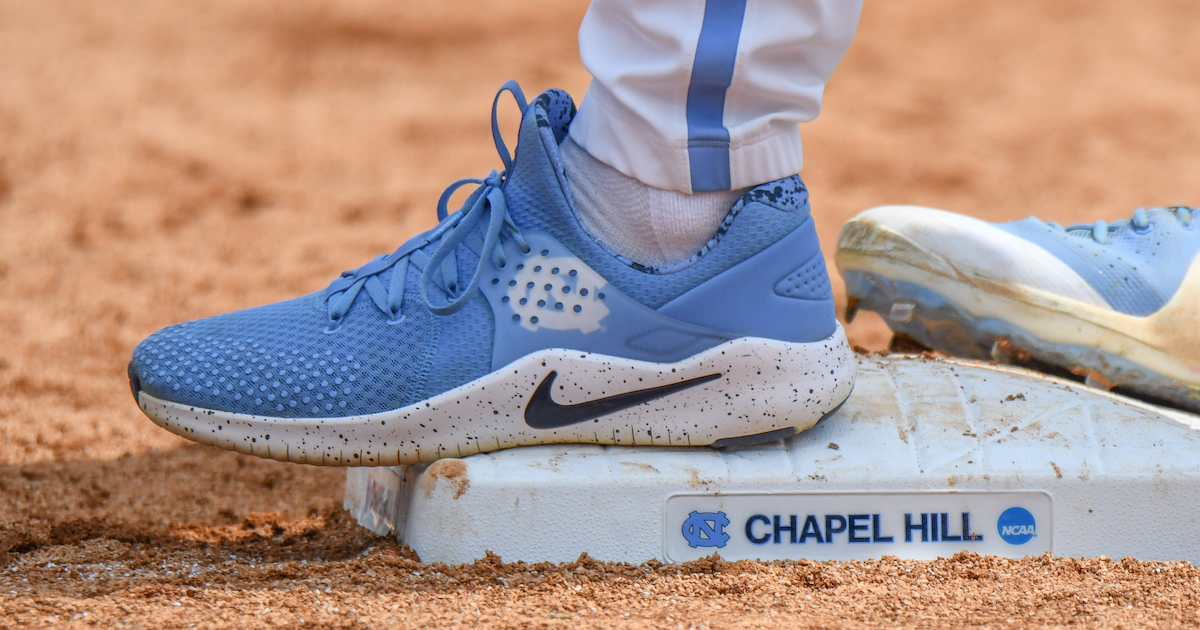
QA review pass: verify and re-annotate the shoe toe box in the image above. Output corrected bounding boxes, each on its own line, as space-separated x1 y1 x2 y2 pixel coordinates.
130 294 428 418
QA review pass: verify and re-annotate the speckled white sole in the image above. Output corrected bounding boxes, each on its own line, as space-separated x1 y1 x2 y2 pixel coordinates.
138 325 856 466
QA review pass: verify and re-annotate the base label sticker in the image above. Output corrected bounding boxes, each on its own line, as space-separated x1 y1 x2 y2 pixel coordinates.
664 491 1051 562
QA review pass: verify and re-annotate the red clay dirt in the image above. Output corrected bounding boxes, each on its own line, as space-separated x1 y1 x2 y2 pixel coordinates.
3 0 1200 627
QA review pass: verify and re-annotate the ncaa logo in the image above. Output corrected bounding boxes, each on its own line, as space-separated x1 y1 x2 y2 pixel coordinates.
997 507 1037 545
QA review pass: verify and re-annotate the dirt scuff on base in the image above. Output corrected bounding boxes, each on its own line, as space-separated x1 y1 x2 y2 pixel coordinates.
420 459 471 499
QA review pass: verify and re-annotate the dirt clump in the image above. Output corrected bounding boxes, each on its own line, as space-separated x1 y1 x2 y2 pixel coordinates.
3 536 1200 628
420 459 471 499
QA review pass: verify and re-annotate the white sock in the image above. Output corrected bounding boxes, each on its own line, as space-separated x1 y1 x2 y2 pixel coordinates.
560 138 746 267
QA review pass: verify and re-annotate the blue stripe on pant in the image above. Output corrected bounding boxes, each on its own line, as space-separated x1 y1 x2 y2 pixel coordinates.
686 0 748 192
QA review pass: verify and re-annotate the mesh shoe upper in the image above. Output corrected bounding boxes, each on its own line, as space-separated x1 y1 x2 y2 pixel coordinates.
131 85 829 418
132 261 494 418
998 208 1200 316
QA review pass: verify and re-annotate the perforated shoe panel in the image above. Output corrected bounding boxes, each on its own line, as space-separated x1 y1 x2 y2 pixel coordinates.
774 254 834 301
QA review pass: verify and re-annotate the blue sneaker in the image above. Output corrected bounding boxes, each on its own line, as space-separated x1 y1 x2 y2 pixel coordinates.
836 204 1200 412
129 83 856 465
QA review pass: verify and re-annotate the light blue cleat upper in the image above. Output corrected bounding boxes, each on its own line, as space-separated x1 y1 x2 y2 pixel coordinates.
998 207 1200 316
129 83 838 419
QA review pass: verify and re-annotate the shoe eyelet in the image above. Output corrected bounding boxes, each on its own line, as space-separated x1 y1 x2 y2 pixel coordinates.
1133 224 1153 235
386 315 406 326
323 324 343 335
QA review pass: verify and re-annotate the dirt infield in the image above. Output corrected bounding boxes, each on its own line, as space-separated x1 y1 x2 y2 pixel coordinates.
3 0 1200 627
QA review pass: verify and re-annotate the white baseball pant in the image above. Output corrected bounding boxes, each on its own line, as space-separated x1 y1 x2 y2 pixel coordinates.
569 0 862 194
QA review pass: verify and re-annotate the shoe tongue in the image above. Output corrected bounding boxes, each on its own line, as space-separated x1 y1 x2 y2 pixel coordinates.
528 89 577 144
502 89 577 230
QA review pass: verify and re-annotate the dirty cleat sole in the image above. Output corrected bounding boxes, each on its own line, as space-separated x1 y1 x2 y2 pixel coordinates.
836 206 1200 412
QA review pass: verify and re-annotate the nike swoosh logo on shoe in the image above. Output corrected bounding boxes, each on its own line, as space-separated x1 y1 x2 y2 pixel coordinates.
524 370 723 430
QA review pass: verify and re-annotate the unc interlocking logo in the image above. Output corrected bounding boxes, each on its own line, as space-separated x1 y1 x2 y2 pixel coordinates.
681 511 730 548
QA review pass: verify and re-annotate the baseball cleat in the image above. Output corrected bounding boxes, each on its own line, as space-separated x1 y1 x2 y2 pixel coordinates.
128 82 856 466
836 204 1200 412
